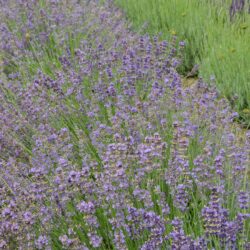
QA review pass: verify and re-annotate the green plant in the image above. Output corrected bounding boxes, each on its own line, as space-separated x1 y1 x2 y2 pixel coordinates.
115 0 250 121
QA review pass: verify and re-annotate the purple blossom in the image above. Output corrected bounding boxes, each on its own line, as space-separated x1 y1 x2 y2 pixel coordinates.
238 191 249 210
0 0 249 249
77 201 95 214
35 235 49 249
87 233 102 248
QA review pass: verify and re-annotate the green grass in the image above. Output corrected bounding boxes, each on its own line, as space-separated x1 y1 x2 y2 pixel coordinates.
115 0 250 125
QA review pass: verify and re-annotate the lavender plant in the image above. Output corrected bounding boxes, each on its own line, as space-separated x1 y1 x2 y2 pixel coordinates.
0 0 249 249
115 0 250 126
230 0 250 20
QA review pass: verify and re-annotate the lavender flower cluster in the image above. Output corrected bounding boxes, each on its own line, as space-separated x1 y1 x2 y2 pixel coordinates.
0 0 249 249
230 0 250 20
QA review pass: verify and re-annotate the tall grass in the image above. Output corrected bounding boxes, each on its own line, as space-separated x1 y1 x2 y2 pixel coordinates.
115 0 250 124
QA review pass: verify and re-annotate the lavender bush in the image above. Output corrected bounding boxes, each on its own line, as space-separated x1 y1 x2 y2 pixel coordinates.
230 0 250 20
0 0 249 249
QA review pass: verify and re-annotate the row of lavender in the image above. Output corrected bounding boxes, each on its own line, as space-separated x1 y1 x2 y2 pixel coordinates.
0 0 249 249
